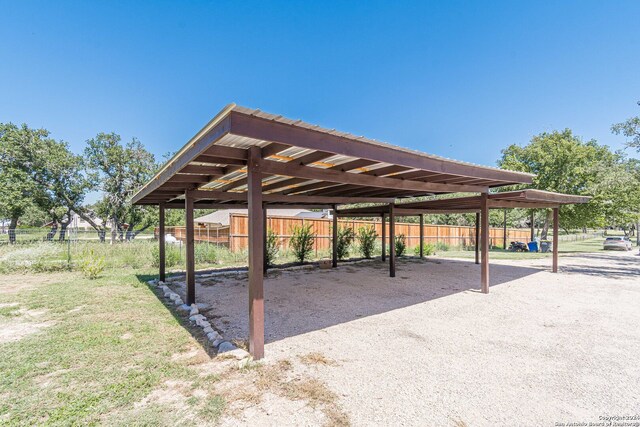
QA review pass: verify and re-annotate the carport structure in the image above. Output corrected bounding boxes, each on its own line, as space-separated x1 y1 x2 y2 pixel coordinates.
131 104 587 359
337 189 591 294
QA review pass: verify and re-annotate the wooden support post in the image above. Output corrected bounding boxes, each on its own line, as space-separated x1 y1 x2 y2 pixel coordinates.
552 208 559 273
503 209 507 250
185 191 195 305
332 205 338 268
389 205 395 277
247 147 265 360
263 207 268 273
475 212 480 265
159 203 166 282
480 193 489 293
381 213 386 261
530 210 535 241
419 214 424 258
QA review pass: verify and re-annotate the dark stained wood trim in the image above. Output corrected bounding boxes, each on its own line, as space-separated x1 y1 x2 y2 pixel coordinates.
186 189 394 205
553 208 559 273
389 204 395 278
332 206 338 268
247 147 265 360
185 191 195 305
159 203 166 282
130 115 232 204
480 193 489 294
229 111 534 184
179 165 226 175
258 159 488 194
475 212 480 265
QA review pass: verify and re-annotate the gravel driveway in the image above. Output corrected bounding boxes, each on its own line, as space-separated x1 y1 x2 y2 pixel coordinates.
176 251 640 426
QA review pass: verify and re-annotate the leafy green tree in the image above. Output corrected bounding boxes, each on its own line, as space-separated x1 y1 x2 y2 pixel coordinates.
0 123 99 239
84 133 157 242
612 101 640 152
0 167 39 243
499 129 616 237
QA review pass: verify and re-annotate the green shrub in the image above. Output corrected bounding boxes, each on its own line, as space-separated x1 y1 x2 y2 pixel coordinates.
194 243 217 265
435 241 450 252
151 243 181 268
265 229 279 267
336 226 355 260
289 224 315 264
80 249 106 279
357 226 378 259
413 243 436 256
395 234 406 257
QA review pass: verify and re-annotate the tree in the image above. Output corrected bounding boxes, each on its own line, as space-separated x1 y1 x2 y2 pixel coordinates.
0 167 40 243
499 129 616 237
0 123 101 239
612 101 640 152
84 133 157 242
611 101 640 245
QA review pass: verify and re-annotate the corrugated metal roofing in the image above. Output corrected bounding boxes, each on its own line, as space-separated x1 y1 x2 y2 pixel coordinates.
131 104 536 207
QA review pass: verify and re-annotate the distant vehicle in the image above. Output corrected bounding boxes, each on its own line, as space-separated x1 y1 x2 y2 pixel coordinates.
603 236 632 251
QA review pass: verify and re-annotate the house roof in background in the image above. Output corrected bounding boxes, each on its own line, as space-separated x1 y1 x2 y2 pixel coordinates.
195 208 312 226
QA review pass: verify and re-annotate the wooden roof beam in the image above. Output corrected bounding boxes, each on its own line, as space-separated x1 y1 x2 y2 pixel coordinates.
229 110 534 184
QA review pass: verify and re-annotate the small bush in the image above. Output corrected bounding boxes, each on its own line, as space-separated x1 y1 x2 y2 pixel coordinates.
265 229 279 267
194 243 217 265
151 243 181 268
80 249 106 279
335 226 355 260
290 224 315 264
435 241 450 252
395 234 406 257
414 243 437 256
357 226 378 259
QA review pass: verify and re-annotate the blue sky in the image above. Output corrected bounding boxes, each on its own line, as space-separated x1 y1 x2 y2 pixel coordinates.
2 0 640 169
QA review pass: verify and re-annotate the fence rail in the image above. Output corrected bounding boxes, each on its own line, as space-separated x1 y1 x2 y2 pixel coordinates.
155 214 600 252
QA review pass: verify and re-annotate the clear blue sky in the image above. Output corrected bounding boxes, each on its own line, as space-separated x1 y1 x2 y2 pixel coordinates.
2 0 639 168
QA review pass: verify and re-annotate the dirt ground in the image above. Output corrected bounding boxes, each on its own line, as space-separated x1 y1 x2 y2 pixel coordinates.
171 251 640 426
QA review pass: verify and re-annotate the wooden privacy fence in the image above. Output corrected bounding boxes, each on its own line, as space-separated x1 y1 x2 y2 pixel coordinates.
158 213 531 252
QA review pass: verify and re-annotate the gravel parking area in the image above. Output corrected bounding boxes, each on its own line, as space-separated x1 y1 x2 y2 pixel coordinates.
172 251 640 426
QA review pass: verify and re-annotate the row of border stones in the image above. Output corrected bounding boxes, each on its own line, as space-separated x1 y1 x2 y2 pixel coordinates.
147 279 250 360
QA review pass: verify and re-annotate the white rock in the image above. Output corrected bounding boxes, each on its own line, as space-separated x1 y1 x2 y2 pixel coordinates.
189 314 205 322
176 304 191 313
217 341 236 353
168 293 180 301
158 280 165 285
174 298 184 306
195 303 210 310
212 339 224 347
189 304 199 315
203 326 214 334
147 279 157 285
207 330 222 340
199 321 211 329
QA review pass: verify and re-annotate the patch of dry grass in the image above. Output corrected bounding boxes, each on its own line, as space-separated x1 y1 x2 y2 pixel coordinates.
298 352 338 366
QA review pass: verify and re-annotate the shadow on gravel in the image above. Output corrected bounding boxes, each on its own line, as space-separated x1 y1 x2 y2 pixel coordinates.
560 253 640 279
155 257 547 345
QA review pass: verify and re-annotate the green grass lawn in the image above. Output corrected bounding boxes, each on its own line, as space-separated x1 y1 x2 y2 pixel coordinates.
0 261 349 425
436 237 622 260
0 267 230 426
